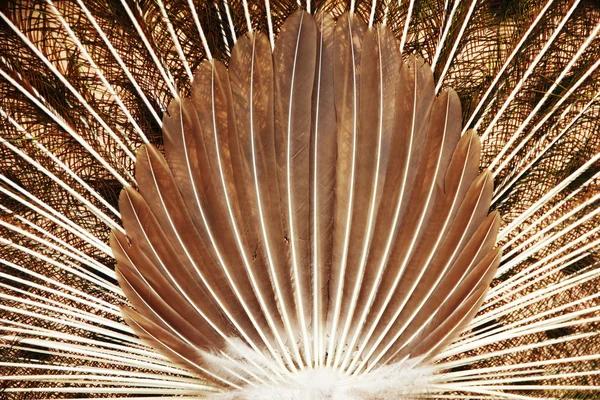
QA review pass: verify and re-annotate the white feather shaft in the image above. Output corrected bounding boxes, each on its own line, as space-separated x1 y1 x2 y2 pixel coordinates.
46 0 150 143
0 136 121 232
1 109 121 218
488 20 600 172
498 151 600 240
117 0 179 98
0 12 137 162
435 0 478 92
476 0 580 138
74 0 162 126
462 0 554 131
0 67 131 187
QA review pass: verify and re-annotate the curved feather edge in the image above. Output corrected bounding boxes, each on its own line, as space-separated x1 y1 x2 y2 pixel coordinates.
111 11 501 397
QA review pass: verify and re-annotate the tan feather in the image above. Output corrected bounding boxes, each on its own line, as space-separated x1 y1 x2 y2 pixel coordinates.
135 145 271 349
407 248 502 361
273 10 317 366
191 62 285 364
354 171 495 372
119 307 239 388
310 12 336 368
326 12 366 366
351 124 495 372
161 97 267 350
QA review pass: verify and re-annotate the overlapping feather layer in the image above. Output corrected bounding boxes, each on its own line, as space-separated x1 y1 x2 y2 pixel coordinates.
111 11 500 398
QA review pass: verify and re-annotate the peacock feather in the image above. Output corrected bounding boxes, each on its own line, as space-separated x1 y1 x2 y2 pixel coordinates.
0 0 599 399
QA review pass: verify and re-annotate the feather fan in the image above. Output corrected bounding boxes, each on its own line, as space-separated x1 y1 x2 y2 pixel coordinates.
1 0 600 399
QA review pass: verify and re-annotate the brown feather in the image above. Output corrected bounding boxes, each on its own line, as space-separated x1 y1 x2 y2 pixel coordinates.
273 10 317 365
192 61 292 367
119 307 236 388
309 11 336 367
366 171 495 362
134 146 269 346
112 231 225 349
326 12 366 364
161 96 264 346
